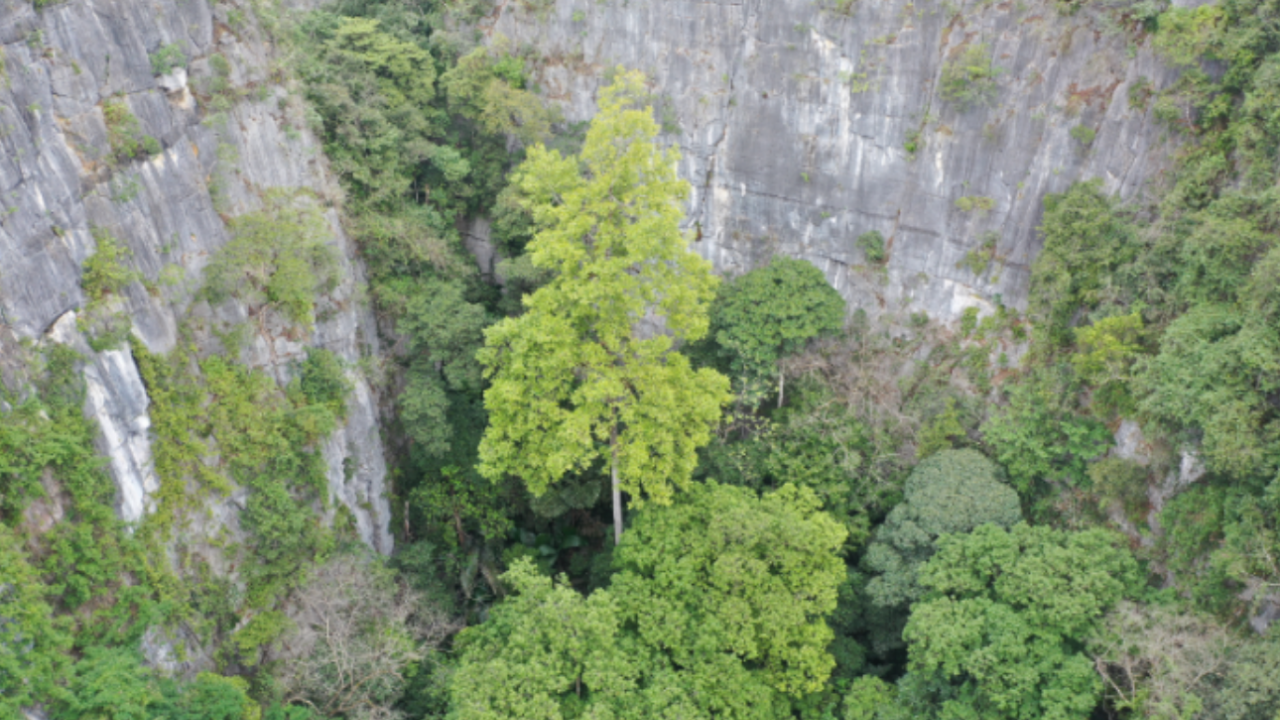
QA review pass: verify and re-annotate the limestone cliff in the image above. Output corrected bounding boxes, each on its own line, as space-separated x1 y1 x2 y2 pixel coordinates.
488 0 1181 323
0 0 392 551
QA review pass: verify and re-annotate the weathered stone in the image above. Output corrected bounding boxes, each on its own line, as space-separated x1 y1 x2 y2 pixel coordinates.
489 0 1181 324
0 0 392 559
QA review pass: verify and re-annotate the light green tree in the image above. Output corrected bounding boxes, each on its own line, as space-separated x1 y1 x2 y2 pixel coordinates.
709 256 846 407
477 69 730 543
448 559 641 720
902 522 1139 720
612 482 848 697
448 482 846 720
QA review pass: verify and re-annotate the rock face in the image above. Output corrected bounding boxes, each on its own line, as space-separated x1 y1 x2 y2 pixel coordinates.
0 1 392 552
489 0 1179 323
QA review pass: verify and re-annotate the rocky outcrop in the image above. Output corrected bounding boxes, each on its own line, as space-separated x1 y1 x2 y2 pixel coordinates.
0 0 391 551
489 0 1180 323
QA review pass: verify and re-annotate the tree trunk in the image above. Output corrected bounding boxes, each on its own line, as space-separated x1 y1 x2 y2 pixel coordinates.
777 369 785 409
611 425 623 546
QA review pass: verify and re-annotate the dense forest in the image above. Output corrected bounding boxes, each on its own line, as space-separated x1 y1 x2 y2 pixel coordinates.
7 0 1280 718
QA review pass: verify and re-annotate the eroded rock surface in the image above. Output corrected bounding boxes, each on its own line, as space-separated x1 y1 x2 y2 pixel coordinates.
490 0 1180 323
0 0 391 551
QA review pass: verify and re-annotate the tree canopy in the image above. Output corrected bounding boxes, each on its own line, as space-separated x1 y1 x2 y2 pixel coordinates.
902 522 1139 720
864 449 1023 611
611 481 848 697
709 256 846 406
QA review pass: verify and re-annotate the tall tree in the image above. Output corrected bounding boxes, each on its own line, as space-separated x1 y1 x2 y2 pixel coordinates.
477 69 730 543
448 483 847 719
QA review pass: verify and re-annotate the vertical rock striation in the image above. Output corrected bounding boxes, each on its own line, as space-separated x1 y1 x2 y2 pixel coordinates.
490 0 1180 323
0 0 392 551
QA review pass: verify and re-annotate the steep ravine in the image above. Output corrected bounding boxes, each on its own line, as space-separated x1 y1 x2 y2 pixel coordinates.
1 0 1193 648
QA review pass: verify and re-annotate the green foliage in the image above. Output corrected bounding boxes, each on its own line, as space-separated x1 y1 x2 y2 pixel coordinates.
956 231 1000 277
296 15 439 208
478 70 731 518
0 524 70 714
612 482 848 696
232 610 291 665
939 45 998 111
863 449 1022 611
709 257 847 405
441 41 555 145
81 228 135 304
1069 124 1097 145
696 378 880 548
201 355 335 606
295 347 351 417
902 523 1139 720
954 195 995 214
1153 5 1224 68
449 559 639 719
203 193 340 328
844 676 909 720
1071 311 1145 417
60 648 159 720
149 43 187 75
102 98 159 164
452 483 845 718
982 366 1112 502
1087 457 1149 523
410 463 512 545
1029 180 1136 348
1 345 173 653
152 673 261 720
856 230 887 264
915 397 966 458
1137 304 1280 480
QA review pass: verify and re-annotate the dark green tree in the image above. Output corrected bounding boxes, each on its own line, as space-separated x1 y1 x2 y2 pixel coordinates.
710 257 846 407
902 522 1139 720
864 449 1022 610
857 449 1021 661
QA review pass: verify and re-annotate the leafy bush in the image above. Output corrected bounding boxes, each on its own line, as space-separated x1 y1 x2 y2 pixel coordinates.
102 98 159 163
203 194 340 328
0 525 70 714
953 195 995 214
81 228 135 303
149 43 187 75
1070 124 1097 145
939 44 998 111
982 365 1112 505
856 230 887 263
296 348 351 417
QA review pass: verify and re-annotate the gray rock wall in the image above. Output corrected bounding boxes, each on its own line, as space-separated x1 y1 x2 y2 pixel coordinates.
0 0 392 552
490 0 1180 323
